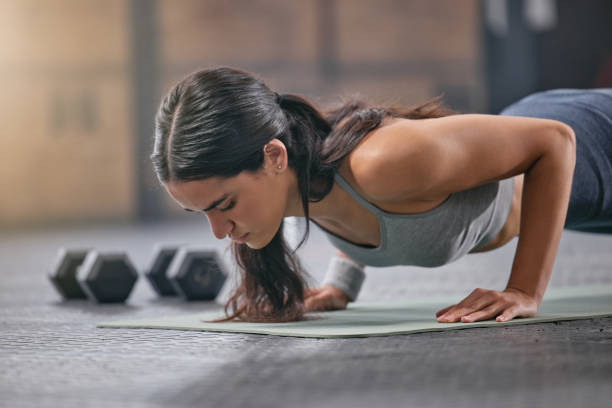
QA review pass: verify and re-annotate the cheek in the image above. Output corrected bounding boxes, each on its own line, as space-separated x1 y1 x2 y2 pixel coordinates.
240 194 283 231
234 198 263 228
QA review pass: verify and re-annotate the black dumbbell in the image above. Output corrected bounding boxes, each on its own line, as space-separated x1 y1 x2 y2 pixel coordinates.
144 244 181 296
48 248 91 299
145 244 227 301
49 248 138 303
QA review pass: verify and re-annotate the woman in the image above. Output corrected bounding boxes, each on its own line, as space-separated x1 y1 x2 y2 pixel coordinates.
151 66 611 323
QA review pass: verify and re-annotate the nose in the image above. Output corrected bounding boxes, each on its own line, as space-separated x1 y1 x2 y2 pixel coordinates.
206 212 234 240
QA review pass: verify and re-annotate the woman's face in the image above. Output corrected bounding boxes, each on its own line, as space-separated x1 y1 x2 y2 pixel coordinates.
163 140 298 249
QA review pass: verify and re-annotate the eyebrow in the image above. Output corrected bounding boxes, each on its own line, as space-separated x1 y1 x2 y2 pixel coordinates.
183 194 230 213
203 194 230 211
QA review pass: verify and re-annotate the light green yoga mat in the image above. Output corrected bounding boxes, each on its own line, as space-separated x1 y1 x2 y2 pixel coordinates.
98 284 612 338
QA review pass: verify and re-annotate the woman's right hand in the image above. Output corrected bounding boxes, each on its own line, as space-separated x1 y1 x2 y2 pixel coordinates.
304 285 350 312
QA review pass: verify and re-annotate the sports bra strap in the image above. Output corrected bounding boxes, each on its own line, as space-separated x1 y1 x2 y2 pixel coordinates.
333 172 384 216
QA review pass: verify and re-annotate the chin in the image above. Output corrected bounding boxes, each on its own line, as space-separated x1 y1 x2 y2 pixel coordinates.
246 231 276 250
246 238 265 250
245 242 264 250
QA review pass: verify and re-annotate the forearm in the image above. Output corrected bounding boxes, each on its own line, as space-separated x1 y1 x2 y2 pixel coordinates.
506 128 576 303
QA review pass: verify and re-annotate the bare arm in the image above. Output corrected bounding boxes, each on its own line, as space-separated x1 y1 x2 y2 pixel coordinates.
506 129 575 302
353 114 576 322
438 131 575 322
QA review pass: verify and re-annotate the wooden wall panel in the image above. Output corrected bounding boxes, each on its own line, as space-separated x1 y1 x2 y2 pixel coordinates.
0 0 127 67
159 0 319 66
336 0 479 63
0 76 134 226
0 0 133 227
327 76 436 108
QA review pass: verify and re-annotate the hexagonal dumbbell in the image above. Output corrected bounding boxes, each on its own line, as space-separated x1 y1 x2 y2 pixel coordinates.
166 247 227 301
144 244 181 296
48 247 138 303
48 248 92 299
76 251 139 303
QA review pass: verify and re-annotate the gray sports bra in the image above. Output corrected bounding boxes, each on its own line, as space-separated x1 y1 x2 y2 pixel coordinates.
313 172 515 267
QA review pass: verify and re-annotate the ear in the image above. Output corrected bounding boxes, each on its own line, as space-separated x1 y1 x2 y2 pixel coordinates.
263 139 287 172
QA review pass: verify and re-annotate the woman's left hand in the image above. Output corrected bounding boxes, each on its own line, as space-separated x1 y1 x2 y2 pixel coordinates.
435 287 539 323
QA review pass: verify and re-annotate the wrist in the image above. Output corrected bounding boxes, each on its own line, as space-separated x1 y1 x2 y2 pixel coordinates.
323 284 350 303
504 285 542 304
321 256 365 302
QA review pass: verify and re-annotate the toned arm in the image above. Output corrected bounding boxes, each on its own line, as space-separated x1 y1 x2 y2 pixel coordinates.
352 114 576 322
353 114 575 201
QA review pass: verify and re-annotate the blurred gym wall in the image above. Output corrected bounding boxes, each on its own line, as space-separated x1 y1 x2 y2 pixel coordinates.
1 0 609 229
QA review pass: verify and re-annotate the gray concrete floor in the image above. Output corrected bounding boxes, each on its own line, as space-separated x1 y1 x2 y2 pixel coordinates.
1 218 612 408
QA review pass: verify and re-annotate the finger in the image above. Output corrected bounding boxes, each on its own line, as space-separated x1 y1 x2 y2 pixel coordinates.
435 305 455 317
321 293 342 310
496 305 520 322
460 302 506 323
304 287 321 297
315 291 349 311
304 299 321 312
305 293 331 312
305 295 324 311
304 295 320 312
438 294 497 322
436 289 489 320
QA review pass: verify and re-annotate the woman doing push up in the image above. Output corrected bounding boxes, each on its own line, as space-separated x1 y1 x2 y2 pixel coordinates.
151 66 612 323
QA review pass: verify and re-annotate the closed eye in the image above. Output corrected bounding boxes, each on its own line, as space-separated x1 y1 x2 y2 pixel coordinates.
219 201 235 212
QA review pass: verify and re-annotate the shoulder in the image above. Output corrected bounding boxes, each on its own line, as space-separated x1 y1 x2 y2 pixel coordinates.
341 117 436 202
343 112 574 203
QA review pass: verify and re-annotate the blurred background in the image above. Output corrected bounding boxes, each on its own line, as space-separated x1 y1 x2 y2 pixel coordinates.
0 0 611 229
2 4 611 405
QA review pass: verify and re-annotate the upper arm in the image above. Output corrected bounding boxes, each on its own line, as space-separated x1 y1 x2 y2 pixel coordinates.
352 114 575 201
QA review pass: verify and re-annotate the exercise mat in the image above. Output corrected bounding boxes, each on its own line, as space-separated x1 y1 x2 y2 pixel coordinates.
98 284 612 338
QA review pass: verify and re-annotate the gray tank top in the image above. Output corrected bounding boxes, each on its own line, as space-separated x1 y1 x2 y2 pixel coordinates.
314 172 515 267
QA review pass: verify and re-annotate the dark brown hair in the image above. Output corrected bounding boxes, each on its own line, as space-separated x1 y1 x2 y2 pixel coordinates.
151 66 456 322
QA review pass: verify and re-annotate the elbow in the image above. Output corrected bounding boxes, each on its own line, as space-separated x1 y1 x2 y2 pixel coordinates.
529 122 576 177
558 122 576 150
561 123 576 166
552 122 576 170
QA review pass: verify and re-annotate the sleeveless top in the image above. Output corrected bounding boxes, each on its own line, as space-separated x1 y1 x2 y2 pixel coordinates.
313 172 515 267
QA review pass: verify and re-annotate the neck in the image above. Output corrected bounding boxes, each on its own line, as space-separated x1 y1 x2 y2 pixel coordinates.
283 170 346 223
